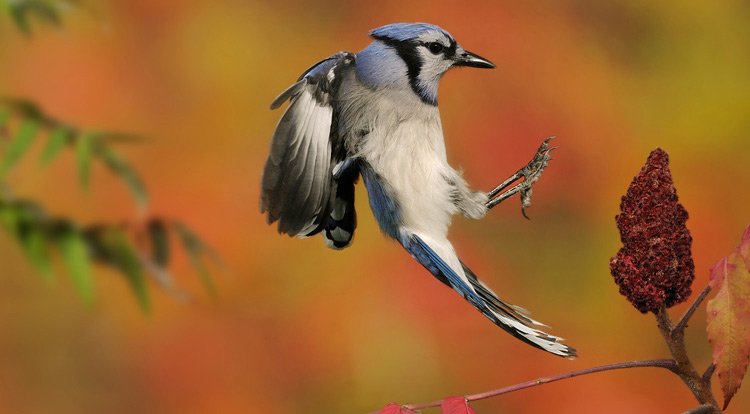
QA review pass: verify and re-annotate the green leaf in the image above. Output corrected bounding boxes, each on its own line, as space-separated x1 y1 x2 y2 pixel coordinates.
8 0 62 35
11 201 53 280
82 226 149 312
9 2 33 35
96 146 148 209
148 218 169 267
0 120 38 177
0 201 20 233
75 132 94 190
106 229 150 312
0 111 9 129
0 98 48 124
174 222 216 295
58 229 94 304
21 227 53 280
39 126 71 166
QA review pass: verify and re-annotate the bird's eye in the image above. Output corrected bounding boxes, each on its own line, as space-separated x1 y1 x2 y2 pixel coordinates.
427 42 444 54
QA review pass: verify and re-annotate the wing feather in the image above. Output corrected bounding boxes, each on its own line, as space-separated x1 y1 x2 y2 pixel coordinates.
261 52 356 237
278 100 318 233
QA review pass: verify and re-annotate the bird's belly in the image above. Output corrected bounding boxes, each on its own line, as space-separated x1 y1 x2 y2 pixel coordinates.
392 165 455 237
363 121 456 237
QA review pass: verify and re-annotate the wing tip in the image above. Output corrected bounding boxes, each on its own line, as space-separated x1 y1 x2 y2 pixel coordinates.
513 317 577 357
542 336 577 358
552 343 578 359
270 79 306 110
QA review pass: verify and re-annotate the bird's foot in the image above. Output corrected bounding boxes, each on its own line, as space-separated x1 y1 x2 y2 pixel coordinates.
486 137 555 218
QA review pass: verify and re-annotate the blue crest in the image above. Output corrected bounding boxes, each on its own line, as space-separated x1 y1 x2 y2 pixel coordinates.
370 22 451 42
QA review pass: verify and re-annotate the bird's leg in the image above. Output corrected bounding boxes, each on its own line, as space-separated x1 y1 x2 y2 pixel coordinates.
486 137 555 218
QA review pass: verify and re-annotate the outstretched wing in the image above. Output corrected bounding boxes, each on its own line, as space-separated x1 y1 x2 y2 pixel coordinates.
404 233 577 358
261 52 356 237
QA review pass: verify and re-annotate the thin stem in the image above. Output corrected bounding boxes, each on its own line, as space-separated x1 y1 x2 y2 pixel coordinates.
404 359 678 411
702 363 716 385
683 404 717 414
674 284 712 334
389 295 720 413
655 308 719 409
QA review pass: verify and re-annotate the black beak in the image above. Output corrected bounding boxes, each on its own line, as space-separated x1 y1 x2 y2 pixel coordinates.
454 50 495 69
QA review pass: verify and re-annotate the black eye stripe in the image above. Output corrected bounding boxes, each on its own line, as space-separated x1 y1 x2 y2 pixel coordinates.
419 40 457 57
374 35 435 105
420 41 446 55
447 38 457 56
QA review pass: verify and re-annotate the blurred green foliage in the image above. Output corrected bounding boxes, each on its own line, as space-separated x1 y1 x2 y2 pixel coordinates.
0 92 216 311
0 0 80 35
1 1 749 413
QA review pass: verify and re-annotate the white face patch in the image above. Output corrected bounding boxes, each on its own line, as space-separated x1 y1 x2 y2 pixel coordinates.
416 47 453 81
412 31 456 100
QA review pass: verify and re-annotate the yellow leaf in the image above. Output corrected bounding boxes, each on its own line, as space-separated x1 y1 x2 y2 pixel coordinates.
706 225 750 409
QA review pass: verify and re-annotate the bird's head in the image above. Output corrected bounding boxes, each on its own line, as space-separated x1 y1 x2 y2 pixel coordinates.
359 22 494 105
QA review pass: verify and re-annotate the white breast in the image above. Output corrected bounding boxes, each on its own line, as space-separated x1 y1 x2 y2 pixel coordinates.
356 91 457 238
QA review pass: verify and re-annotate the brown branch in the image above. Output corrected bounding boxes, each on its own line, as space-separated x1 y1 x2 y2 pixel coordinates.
683 404 718 414
674 284 712 333
655 308 719 411
403 359 678 411
702 363 716 385
376 285 720 413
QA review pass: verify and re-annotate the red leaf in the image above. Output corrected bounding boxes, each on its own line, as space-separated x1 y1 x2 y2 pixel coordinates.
441 396 476 414
377 403 417 414
739 225 750 266
706 225 750 409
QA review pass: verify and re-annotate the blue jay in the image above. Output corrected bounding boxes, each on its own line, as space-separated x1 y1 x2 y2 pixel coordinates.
261 23 575 358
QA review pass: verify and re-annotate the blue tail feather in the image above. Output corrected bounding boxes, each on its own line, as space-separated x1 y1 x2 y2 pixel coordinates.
403 234 576 358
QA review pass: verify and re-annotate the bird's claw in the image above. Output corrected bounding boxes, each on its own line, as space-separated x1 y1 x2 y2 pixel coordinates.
518 137 554 218
486 136 556 215
521 137 555 183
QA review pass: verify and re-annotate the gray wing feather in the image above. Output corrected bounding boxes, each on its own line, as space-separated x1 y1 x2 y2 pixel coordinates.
270 80 305 110
261 52 356 237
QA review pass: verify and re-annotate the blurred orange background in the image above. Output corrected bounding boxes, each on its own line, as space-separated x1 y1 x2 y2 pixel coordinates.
1 1 749 413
